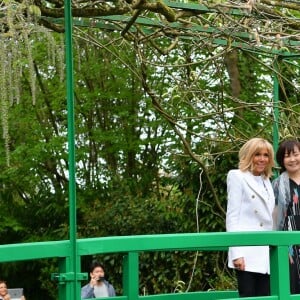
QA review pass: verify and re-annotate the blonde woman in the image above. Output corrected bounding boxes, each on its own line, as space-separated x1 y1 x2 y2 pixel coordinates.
226 138 275 297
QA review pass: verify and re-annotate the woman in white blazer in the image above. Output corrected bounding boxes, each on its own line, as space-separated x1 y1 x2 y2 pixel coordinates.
226 137 275 297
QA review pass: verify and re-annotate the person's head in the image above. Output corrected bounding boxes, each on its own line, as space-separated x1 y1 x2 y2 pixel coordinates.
238 137 274 178
276 139 300 173
0 281 8 297
89 261 105 281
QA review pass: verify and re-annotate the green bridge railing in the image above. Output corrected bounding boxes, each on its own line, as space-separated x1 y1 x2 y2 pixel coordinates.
1 231 299 300
30 1 299 300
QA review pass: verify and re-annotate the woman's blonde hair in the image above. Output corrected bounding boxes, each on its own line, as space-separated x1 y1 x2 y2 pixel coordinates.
238 137 274 178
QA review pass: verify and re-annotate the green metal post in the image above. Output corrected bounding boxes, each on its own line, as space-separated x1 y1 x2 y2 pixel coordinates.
58 258 68 300
273 58 280 178
64 0 79 299
270 246 290 299
123 252 139 300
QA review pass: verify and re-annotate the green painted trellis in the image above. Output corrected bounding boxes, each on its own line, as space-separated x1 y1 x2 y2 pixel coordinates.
62 0 300 297
65 0 300 300
1 1 300 300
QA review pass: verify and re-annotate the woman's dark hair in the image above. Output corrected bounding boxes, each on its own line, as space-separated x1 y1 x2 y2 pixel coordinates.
89 260 105 273
276 139 300 173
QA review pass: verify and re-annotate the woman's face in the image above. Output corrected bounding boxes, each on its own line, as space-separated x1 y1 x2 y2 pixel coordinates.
252 148 270 176
283 146 300 175
0 282 8 296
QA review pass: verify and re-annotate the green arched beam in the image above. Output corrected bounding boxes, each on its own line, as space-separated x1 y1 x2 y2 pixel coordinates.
60 1 300 295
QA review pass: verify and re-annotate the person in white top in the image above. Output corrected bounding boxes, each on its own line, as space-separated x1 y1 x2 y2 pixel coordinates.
226 138 275 297
0 281 10 300
0 281 25 300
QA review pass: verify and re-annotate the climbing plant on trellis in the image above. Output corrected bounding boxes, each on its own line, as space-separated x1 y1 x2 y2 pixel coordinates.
0 1 298 229
1 0 300 165
0 1 300 296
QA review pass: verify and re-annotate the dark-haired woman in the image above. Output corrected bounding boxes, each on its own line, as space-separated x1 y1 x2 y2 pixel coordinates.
273 139 300 294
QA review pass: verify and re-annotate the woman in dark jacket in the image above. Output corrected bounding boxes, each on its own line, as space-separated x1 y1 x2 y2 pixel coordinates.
273 139 300 294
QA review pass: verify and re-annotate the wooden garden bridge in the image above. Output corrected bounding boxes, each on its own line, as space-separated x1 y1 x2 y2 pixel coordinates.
1 1 300 299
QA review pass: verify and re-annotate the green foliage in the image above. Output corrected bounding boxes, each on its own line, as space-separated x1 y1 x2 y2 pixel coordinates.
0 18 299 300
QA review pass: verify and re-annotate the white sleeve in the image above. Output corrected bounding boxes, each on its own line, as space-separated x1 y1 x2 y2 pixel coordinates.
226 170 243 232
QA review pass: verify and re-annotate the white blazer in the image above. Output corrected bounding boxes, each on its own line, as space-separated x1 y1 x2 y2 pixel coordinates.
226 169 275 274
